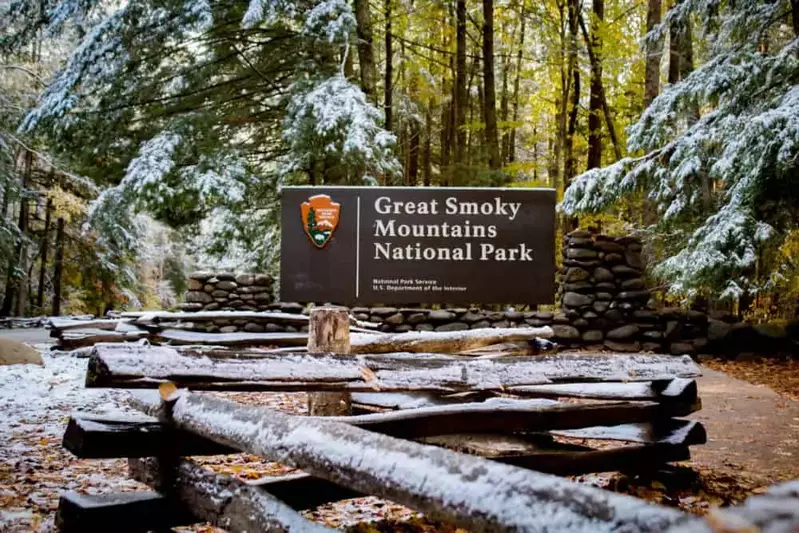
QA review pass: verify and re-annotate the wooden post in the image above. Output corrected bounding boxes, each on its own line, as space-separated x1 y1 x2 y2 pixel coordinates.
307 306 351 416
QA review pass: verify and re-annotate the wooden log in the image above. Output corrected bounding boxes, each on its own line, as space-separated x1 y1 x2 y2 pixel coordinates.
152 329 309 347
351 391 494 411
151 390 691 533
349 326 553 355
62 415 235 458
58 330 149 349
48 318 127 337
133 310 311 325
307 307 352 416
551 419 707 446
510 378 698 403
128 457 334 533
86 344 702 392
55 491 195 532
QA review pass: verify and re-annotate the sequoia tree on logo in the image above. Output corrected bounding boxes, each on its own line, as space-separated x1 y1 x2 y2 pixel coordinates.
301 194 340 248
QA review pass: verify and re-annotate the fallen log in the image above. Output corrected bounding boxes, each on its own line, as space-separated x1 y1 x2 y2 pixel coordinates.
58 330 149 350
128 458 333 533
87 344 701 392
48 318 127 337
349 327 553 355
510 378 698 403
152 329 309 347
146 390 692 533
132 310 311 325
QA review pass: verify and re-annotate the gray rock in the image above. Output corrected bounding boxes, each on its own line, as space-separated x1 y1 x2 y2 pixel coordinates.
604 253 624 263
664 320 682 340
504 310 524 321
625 251 644 270
371 307 399 316
595 282 617 292
611 265 641 278
563 259 602 268
285 325 299 333
669 342 694 355
384 313 405 325
415 323 435 332
566 248 598 260
394 324 413 333
407 313 429 324
265 323 286 333
525 318 550 327
244 322 265 333
563 281 594 293
219 325 238 333
461 312 485 323
605 310 625 324
211 290 230 298
214 272 235 281
594 241 625 253
204 284 215 293
216 280 238 291
492 320 510 329
471 320 492 329
354 313 370 321
189 271 214 282
592 301 610 313
551 325 580 340
617 290 650 300
595 292 614 301
692 337 709 351
228 300 245 308
240 285 271 294
300 325 310 333
643 330 663 340
573 318 589 328
621 278 645 290
607 324 640 340
563 292 594 308
604 340 641 352
279 302 304 313
553 313 570 324
428 310 456 322
185 291 213 304
593 267 614 282
568 237 595 248
203 303 221 311
240 294 254 301
707 318 732 342
582 330 604 342
582 311 598 319
187 279 204 291
352 307 370 314
254 293 271 302
235 274 255 286
642 342 661 353
254 274 273 286
633 310 657 320
485 311 505 321
532 311 554 320
448 308 469 314
213 298 229 304
179 302 204 311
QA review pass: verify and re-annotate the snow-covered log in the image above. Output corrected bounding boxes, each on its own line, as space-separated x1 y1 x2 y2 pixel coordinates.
349 326 553 355
127 457 334 533
86 344 701 392
132 310 312 325
550 419 706 445
58 329 150 350
151 391 691 533
152 329 309 347
510 378 698 403
47 318 128 336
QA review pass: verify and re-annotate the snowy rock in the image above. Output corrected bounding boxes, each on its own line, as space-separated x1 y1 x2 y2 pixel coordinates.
189 271 214 281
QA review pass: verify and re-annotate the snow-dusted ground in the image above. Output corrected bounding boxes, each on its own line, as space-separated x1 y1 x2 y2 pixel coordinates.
0 345 142 532
0 341 416 532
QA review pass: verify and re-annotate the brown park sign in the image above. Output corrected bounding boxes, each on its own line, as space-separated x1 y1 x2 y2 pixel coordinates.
280 186 556 305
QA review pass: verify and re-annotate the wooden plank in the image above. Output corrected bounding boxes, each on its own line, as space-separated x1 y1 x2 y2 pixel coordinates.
55 491 195 532
87 344 702 392
551 419 707 446
58 330 149 349
48 318 127 336
153 329 309 347
128 458 333 533
510 378 698 403
351 391 494 411
62 415 235 458
307 306 352 416
349 327 553 355
148 390 691 533
133 310 311 325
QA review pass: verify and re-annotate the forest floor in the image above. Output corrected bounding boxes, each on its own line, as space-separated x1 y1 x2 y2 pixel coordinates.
0 332 797 532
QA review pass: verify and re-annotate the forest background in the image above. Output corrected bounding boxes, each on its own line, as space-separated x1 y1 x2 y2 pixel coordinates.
0 0 797 321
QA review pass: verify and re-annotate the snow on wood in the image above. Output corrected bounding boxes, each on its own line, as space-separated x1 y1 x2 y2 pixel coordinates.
351 391 492 410
154 391 691 533
132 310 312 324
57 330 150 350
47 318 129 334
128 457 334 533
153 329 309 347
349 327 553 354
86 345 702 392
510 378 698 403
550 419 707 446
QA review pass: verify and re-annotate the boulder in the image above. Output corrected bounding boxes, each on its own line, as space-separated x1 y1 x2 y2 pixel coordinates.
384 313 405 325
228 300 245 308
551 325 580 341
189 271 214 282
485 311 506 321
568 237 595 248
254 293 272 302
504 310 524 321
461 311 485 323
239 294 254 301
607 325 640 340
642 342 661 353
592 267 614 282
643 330 663 340
617 290 650 301
611 265 642 277
406 313 429 324
415 323 435 332
235 274 255 286
525 318 549 327
625 251 644 270
595 292 614 301
532 311 554 320
394 324 413 333
265 323 286 333
203 303 221 311
604 309 624 323
604 253 624 263
353 313 370 321
179 302 203 311
594 241 625 253
211 290 230 299
592 301 610 313
582 330 604 343
187 279 204 291
254 274 273 286
371 307 399 316
185 291 213 304
216 280 238 291
0 339 43 366
563 292 593 308
216 272 236 281
604 340 641 352
707 318 732 342
566 248 598 260
471 320 492 329
428 310 456 322
244 322 265 333
552 313 570 325
219 326 238 333
621 278 645 290
240 285 271 294
204 284 215 293
279 302 304 313
563 281 594 293
563 259 602 268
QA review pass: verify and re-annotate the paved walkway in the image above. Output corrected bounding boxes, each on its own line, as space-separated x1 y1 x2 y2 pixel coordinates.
690 367 799 485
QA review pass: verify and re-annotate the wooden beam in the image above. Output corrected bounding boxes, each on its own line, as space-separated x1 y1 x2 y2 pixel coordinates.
349 327 552 354
551 419 707 446
55 491 195 533
48 318 127 336
58 330 149 350
86 344 701 392
307 306 351 416
152 329 309 347
510 379 698 403
148 390 691 533
127 458 334 533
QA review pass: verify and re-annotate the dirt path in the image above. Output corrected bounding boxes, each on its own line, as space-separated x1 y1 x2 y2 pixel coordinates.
689 366 799 486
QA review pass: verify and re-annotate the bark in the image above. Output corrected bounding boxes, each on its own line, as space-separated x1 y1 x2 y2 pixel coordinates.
482 0 501 169
354 0 377 100
455 0 468 166
586 0 604 170
508 5 526 164
644 0 664 106
384 0 393 131
307 307 351 416
422 104 432 186
51 217 65 316
668 7 681 84
36 197 52 309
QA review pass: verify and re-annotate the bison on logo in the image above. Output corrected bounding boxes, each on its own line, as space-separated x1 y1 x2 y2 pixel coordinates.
301 194 341 248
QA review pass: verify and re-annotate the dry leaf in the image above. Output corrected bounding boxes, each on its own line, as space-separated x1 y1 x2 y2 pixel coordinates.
159 381 178 400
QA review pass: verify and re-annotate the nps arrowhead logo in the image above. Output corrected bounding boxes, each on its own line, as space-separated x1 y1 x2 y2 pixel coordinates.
301 194 340 248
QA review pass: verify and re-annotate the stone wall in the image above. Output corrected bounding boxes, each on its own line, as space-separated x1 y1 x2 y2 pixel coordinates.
181 271 276 312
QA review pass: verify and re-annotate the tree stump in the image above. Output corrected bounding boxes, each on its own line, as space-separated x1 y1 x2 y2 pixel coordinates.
307 307 351 416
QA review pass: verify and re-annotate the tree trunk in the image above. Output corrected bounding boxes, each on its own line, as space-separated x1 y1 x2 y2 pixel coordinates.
354 0 377 100
564 0 580 186
509 5 526 165
384 0 393 131
307 307 351 416
454 0 467 167
586 0 604 170
52 217 65 316
482 0 501 170
36 197 52 309
422 104 432 186
1 151 32 317
792 0 799 37
644 0 663 106
667 6 681 84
